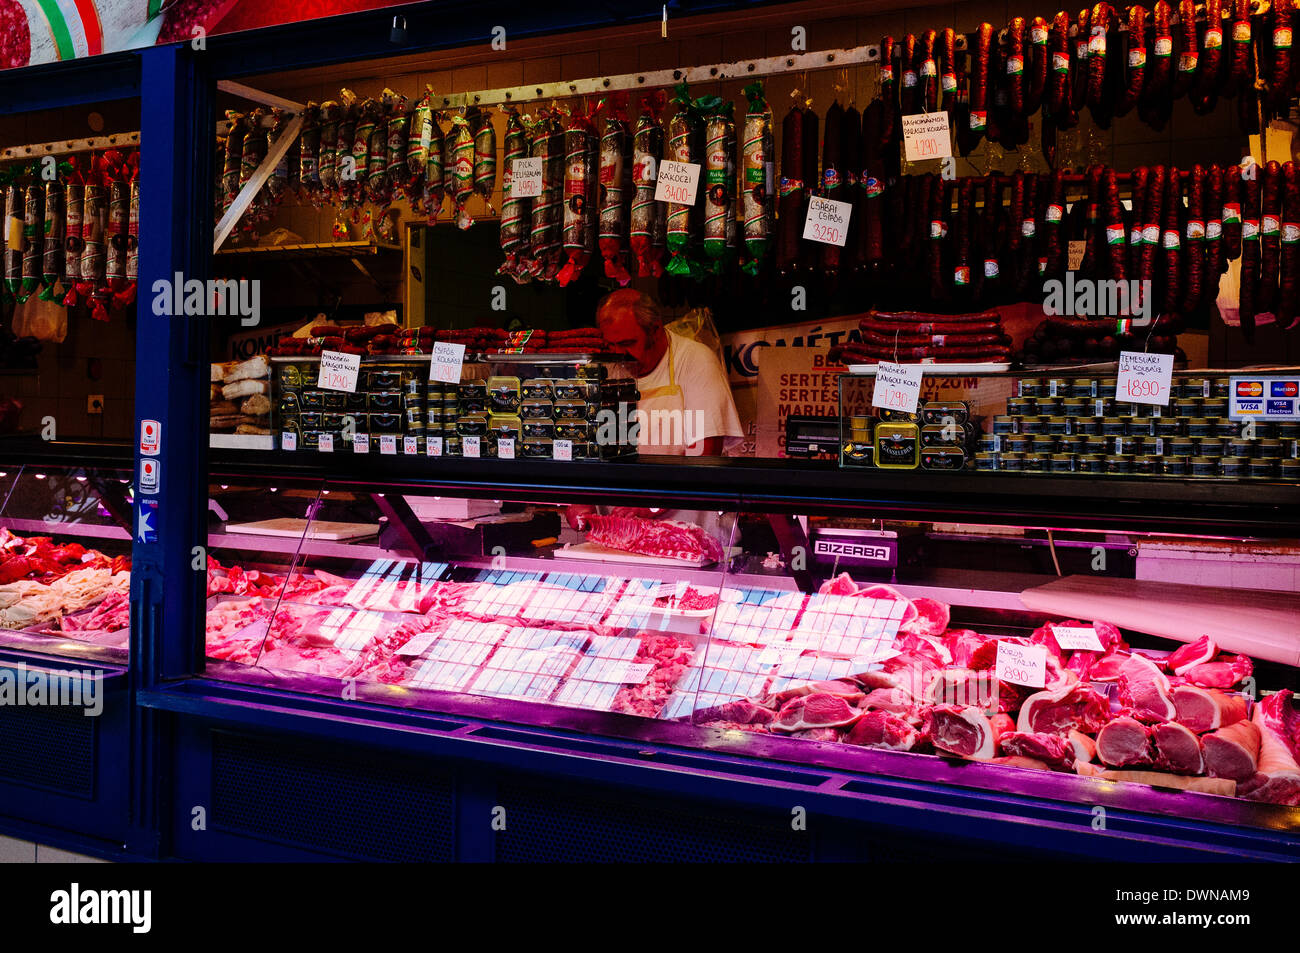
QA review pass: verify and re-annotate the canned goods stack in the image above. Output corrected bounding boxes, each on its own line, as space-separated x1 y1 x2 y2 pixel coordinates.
979 374 1299 478
842 402 979 470
276 359 427 452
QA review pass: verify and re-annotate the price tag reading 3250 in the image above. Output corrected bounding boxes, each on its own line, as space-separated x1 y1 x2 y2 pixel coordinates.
803 196 852 247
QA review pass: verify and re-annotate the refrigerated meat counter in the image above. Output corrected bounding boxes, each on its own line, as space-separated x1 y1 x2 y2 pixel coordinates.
164 463 1300 861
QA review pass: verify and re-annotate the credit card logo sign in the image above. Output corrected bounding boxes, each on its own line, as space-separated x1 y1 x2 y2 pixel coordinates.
1236 380 1263 397
1236 399 1263 413
1267 399 1295 415
1270 380 1299 397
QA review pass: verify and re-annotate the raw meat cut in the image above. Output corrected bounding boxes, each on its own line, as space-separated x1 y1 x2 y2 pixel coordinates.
584 515 724 563
770 692 864 732
56 590 129 634
1165 635 1217 675
1016 682 1111 735
1068 729 1097 765
1182 654 1253 689
860 686 919 715
926 668 1000 710
1087 650 1131 681
943 629 994 667
1239 691 1300 805
1097 716 1155 767
927 705 1002 760
767 678 866 707
844 709 927 750
610 632 694 718
697 698 776 725
1118 653 1177 723
1203 719 1262 781
999 731 1076 770
899 597 950 638
1152 721 1206 775
1171 685 1248 733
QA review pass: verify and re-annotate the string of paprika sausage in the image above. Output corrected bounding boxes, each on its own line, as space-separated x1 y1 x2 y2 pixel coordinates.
1181 163 1206 313
970 23 993 145
1026 17 1051 114
1259 159 1283 313
979 175 1004 303
940 28 960 114
1271 0 1294 113
1140 1 1174 129
1044 167 1068 278
1102 165 1127 284
820 100 843 276
1072 8 1093 116
1162 165 1183 315
953 176 975 295
1225 0 1253 95
1140 165 1167 309
860 101 886 271
920 30 940 113
1017 172 1041 296
1280 160 1300 329
1172 0 1200 100
1128 165 1149 281
776 103 803 276
1204 164 1225 282
1239 163 1261 341
929 175 951 301
1048 11 1075 121
1191 0 1224 114
1115 5 1148 116
1087 4 1115 113
879 35 898 152
1008 17 1028 118
1080 164 1104 278
901 34 919 115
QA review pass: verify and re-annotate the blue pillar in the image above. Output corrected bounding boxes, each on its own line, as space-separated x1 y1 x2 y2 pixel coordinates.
129 41 213 857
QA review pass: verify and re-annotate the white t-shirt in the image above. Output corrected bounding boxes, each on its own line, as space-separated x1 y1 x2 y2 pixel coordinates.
635 331 744 455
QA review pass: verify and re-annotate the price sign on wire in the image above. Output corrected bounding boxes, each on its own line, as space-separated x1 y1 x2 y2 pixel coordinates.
901 111 953 162
353 433 370 454
427 436 444 457
463 435 481 458
430 342 466 384
510 157 543 198
995 641 1048 688
403 436 419 455
654 160 702 205
318 350 361 393
803 196 852 247
1117 350 1174 406
871 361 923 415
318 433 334 453
498 437 515 460
281 431 297 452
553 439 574 462
1066 240 1087 271
379 435 398 455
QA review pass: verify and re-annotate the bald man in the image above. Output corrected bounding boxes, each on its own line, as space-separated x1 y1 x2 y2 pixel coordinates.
595 289 742 457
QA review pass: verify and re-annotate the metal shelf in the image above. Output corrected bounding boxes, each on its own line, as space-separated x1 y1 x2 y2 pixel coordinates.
213 241 401 259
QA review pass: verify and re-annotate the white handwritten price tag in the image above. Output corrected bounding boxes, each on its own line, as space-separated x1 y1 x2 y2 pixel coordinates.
871 361 923 415
353 433 370 454
379 434 398 455
463 435 481 458
498 437 515 460
1117 350 1174 406
803 196 852 247
281 431 297 451
1052 626 1105 652
403 436 419 455
900 111 953 162
319 350 361 393
1066 240 1086 271
318 433 334 453
995 641 1047 688
510 157 543 198
553 439 573 461
654 160 702 206
427 436 443 457
430 341 466 384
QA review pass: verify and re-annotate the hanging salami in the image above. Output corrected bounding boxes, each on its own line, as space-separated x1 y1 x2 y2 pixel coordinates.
299 102 322 196
449 110 477 229
900 34 919 115
1172 0 1200 100
528 111 565 281
700 97 736 273
839 102 861 276
473 109 497 212
1182 164 1207 314
820 100 844 276
1191 0 1225 114
929 175 951 301
1043 167 1068 280
597 98 633 285
630 92 667 278
1161 166 1183 315
317 100 340 199
558 113 597 287
1129 166 1150 283
386 95 411 194
739 83 774 277
776 102 804 276
1204 164 1226 284
1280 160 1300 329
1140 2 1174 130
423 108 447 223
799 102 820 274
498 108 533 282
1102 166 1127 285
1259 159 1283 313
406 87 435 209
1225 0 1253 96
665 84 703 278
920 30 940 114
879 35 898 151
2 186 19 302
18 183 42 303
39 178 63 302
63 166 83 293
859 100 885 272
940 28 960 115
1026 17 1050 115
1115 5 1148 117
1270 0 1294 113
969 23 993 145
1223 160 1244 262
1239 164 1262 340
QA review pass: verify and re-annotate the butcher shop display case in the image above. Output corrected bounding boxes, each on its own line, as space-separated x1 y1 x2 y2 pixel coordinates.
0 463 133 664
198 474 1300 836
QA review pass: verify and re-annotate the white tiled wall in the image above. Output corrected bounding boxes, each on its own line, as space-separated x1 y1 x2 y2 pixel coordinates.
0 835 108 863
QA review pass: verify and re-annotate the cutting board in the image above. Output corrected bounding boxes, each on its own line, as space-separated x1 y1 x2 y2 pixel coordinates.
225 518 380 541
553 541 713 568
1020 575 1300 667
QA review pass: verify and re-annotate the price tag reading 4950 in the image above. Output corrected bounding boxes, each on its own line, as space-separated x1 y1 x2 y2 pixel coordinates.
871 361 923 415
803 196 852 247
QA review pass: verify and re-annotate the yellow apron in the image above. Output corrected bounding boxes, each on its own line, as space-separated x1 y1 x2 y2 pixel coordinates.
635 334 687 455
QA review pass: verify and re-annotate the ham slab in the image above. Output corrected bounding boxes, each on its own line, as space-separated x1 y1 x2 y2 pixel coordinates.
1016 681 1111 735
1097 716 1156 768
1152 721 1206 775
769 692 864 733
1118 653 1177 723
1171 685 1248 733
1202 719 1262 781
584 515 724 563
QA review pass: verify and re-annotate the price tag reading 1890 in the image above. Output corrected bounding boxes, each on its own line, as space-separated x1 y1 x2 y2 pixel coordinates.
871 361 923 415
1116 350 1174 406
803 196 853 247
318 350 361 393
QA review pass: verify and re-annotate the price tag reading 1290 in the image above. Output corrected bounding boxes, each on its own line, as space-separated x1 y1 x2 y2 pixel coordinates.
318 350 361 393
803 196 852 247
871 361 923 415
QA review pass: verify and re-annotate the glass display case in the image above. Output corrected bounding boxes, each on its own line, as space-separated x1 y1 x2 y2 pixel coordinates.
0 463 133 663
202 476 1300 831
